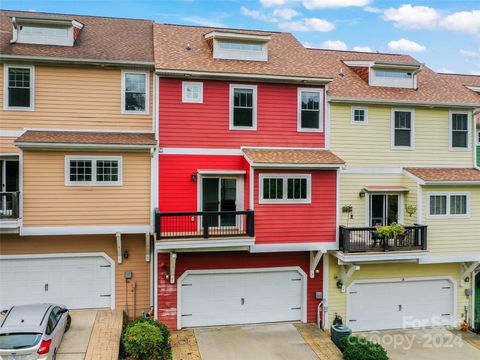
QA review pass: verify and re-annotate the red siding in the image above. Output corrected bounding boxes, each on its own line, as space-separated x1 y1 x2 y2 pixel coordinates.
157 251 324 329
159 78 326 149
254 169 337 244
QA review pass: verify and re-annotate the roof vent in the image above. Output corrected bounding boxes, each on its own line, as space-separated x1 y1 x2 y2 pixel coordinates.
185 43 192 51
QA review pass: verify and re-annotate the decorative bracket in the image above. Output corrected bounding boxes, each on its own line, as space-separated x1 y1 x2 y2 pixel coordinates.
170 252 177 284
460 261 479 286
340 264 360 292
310 250 326 278
116 232 122 264
145 233 151 262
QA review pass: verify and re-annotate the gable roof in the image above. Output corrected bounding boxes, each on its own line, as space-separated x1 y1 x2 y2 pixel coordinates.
308 48 480 107
0 10 155 65
404 167 480 184
243 148 345 168
153 24 331 82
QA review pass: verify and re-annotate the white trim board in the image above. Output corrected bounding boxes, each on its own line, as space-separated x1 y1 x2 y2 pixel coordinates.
0 130 24 137
20 225 150 236
155 238 255 251
250 242 338 253
0 252 116 310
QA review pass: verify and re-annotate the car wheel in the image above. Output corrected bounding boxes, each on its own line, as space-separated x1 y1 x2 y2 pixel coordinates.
65 314 72 332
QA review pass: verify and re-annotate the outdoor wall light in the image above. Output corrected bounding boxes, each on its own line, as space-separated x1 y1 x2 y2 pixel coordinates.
191 172 197 182
123 250 129 259
359 190 366 198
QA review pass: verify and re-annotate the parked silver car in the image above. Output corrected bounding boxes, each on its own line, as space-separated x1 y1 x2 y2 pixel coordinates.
0 303 71 360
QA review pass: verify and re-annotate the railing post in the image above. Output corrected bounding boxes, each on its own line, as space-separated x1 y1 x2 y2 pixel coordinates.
422 226 427 250
12 192 18 218
155 210 161 239
204 213 209 238
342 227 350 253
246 210 254 237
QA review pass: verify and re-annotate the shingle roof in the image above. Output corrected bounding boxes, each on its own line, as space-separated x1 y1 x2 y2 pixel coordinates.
15 130 157 146
153 24 331 79
307 49 480 106
404 168 480 183
243 148 345 166
0 10 154 63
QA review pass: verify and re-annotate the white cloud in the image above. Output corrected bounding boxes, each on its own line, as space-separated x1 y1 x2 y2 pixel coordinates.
460 49 479 58
240 6 277 22
436 67 455 74
273 8 300 20
440 10 480 35
303 41 313 48
260 0 287 7
182 16 225 27
279 17 335 32
364 6 382 14
302 0 371 10
388 38 426 53
322 40 348 51
353 46 372 52
383 4 440 29
28 8 37 12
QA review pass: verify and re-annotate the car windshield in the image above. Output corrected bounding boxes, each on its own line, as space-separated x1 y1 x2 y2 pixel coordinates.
0 333 42 349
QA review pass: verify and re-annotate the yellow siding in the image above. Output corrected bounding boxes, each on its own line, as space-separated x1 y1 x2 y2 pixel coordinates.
327 254 468 328
22 151 151 227
421 185 480 255
330 104 474 168
339 173 418 227
0 64 153 132
0 137 19 153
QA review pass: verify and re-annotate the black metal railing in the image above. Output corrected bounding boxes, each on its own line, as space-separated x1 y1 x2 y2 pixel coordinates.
339 224 427 253
0 192 20 219
155 209 254 240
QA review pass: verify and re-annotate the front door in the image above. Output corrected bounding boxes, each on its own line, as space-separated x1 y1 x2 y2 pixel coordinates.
0 159 19 216
370 194 399 226
201 177 237 227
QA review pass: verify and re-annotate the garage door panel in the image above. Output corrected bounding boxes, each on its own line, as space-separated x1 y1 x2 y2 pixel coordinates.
180 269 304 328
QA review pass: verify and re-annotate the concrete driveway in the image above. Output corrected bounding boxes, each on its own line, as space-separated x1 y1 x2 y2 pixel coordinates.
358 328 480 360
195 323 318 360
57 309 97 360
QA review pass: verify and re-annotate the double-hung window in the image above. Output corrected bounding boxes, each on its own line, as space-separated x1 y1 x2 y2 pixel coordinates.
4 65 35 110
298 88 323 132
450 112 470 150
66 156 122 186
122 71 148 114
428 193 469 218
260 174 311 204
230 84 257 130
392 109 414 149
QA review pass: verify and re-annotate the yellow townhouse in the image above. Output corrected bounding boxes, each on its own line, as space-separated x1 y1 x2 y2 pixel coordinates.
309 48 480 332
0 10 158 319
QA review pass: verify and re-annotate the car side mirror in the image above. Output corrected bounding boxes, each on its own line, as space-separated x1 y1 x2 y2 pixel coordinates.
0 309 8 315
58 308 68 314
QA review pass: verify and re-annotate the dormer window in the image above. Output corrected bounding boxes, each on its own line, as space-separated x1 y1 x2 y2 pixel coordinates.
11 16 84 47
204 31 270 62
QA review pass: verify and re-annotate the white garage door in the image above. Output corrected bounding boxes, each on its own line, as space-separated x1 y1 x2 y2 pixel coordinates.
179 269 305 328
347 278 455 331
0 255 112 310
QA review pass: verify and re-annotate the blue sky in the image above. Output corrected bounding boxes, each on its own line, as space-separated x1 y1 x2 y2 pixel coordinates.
3 1 480 75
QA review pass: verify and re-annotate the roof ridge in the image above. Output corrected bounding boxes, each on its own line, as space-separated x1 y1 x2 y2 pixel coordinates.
306 47 408 57
158 22 283 34
438 72 480 77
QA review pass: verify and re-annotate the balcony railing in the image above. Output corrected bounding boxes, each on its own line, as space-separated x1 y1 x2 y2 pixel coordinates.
155 210 254 240
339 224 427 253
0 192 19 219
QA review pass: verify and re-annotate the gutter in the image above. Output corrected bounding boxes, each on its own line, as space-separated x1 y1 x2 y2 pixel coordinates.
330 96 479 109
14 142 156 151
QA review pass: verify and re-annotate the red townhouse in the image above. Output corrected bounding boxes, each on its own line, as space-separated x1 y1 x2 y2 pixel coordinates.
153 24 344 329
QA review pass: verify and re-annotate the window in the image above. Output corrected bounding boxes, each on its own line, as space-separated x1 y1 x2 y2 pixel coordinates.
182 82 203 103
122 71 148 114
230 84 257 130
375 70 412 79
351 107 368 125
218 41 263 51
17 25 71 46
213 39 268 61
65 156 122 186
450 112 470 150
259 174 311 204
298 89 323 132
428 193 469 218
4 65 34 111
370 69 416 89
392 109 414 149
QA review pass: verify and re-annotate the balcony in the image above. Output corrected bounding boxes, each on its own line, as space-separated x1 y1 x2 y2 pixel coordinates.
339 224 427 254
155 210 255 240
0 191 20 232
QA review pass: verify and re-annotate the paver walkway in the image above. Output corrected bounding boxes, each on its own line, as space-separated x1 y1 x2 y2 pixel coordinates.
171 329 202 360
294 323 343 360
84 309 124 360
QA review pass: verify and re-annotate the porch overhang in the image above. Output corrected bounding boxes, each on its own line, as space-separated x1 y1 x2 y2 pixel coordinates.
335 250 429 264
155 237 255 252
362 186 410 193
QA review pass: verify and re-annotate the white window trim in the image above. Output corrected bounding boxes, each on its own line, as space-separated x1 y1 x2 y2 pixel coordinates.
65 155 123 186
229 84 257 131
297 88 324 133
259 173 312 204
391 108 415 150
426 192 470 219
121 70 149 115
448 110 471 151
182 81 203 103
3 64 35 111
351 106 368 125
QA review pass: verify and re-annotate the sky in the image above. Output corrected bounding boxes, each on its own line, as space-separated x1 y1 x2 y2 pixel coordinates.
3 0 480 75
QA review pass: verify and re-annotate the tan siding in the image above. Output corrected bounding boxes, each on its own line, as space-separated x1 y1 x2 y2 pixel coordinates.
331 104 474 167
22 151 151 227
0 64 153 132
0 137 19 153
0 234 151 319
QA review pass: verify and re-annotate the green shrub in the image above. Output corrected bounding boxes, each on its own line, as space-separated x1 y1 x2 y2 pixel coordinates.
122 318 172 360
341 336 388 360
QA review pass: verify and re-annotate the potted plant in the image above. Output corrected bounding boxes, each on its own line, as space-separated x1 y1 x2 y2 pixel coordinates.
375 223 405 247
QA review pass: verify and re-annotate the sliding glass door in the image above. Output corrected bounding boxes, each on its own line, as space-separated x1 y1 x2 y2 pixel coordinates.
369 194 399 226
202 177 238 227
